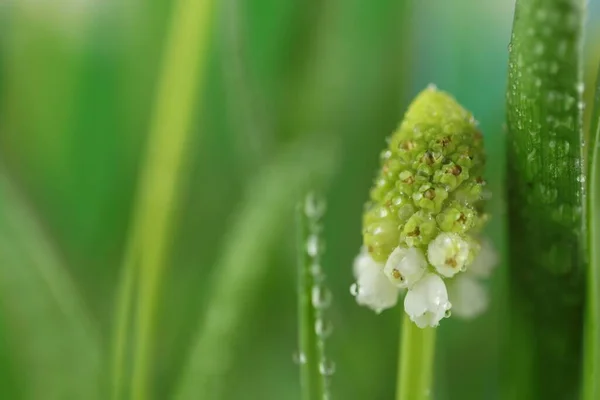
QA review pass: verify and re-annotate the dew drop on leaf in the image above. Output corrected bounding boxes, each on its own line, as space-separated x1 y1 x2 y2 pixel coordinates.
319 359 336 376
315 319 333 338
312 285 332 309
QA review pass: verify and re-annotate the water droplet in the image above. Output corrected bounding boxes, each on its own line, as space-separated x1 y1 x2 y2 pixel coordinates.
306 235 320 257
319 359 336 376
536 9 548 21
315 319 333 338
312 285 332 309
576 82 584 94
310 263 322 276
304 192 326 220
537 183 558 204
549 140 556 149
534 42 544 55
557 40 568 57
444 309 452 318
293 351 307 365
577 174 586 183
349 283 359 297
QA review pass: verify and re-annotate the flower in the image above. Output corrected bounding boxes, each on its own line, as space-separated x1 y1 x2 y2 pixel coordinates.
383 246 427 288
446 274 487 319
404 273 451 328
353 86 496 328
447 239 498 318
352 248 400 313
468 238 498 278
427 233 470 277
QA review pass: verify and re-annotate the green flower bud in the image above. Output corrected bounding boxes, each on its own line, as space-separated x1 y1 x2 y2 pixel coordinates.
362 86 488 260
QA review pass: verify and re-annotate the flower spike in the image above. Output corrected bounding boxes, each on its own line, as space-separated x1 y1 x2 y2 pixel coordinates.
352 85 498 327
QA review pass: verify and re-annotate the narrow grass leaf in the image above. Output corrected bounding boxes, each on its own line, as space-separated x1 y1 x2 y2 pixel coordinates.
0 171 101 400
505 0 586 396
174 135 338 400
111 0 215 398
584 62 600 400
297 192 332 400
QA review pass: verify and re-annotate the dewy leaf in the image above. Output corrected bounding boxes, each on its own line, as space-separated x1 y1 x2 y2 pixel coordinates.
506 0 586 397
0 171 102 400
174 135 338 400
584 62 600 400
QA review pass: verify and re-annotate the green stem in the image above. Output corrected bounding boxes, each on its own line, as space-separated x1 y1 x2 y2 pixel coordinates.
296 202 325 400
397 314 436 400
110 0 215 398
583 64 600 400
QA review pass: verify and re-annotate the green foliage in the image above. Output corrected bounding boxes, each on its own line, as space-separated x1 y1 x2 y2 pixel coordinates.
112 0 216 398
0 172 101 400
174 137 338 399
0 0 572 399
506 0 586 397
296 192 330 400
584 63 600 400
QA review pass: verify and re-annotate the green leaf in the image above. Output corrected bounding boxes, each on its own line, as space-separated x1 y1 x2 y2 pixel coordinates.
110 0 216 398
297 192 330 400
584 62 600 400
505 0 586 397
174 135 338 400
0 171 102 400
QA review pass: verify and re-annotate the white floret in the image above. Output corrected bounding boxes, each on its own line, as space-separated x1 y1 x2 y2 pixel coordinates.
383 246 427 289
427 233 470 277
352 248 400 313
404 273 451 328
446 273 488 319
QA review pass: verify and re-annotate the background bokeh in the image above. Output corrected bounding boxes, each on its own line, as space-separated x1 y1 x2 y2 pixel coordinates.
0 0 598 399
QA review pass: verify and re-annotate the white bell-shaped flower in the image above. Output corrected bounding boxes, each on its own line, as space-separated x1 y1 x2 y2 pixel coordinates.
383 246 427 288
404 273 451 328
352 248 400 313
427 233 470 277
468 238 498 278
446 273 488 319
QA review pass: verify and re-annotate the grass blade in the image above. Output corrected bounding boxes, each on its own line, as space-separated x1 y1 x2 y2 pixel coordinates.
584 61 600 400
174 135 338 400
397 314 435 400
110 0 215 398
0 171 101 400
505 0 586 397
297 192 331 400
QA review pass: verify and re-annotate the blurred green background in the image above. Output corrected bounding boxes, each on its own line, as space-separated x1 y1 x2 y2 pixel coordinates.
1 1 597 399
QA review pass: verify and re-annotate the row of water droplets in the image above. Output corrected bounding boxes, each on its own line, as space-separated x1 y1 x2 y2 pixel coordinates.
295 192 335 399
507 0 587 208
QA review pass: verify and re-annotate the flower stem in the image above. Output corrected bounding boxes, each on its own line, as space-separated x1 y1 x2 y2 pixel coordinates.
397 313 436 400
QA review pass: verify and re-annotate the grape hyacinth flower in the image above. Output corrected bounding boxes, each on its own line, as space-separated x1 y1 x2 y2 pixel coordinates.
351 86 498 328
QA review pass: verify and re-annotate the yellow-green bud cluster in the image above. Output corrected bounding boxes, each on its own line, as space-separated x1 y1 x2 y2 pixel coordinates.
363 86 488 263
